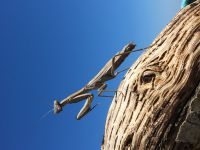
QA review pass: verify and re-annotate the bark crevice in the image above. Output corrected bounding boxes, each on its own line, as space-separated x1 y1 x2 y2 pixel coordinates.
102 1 200 150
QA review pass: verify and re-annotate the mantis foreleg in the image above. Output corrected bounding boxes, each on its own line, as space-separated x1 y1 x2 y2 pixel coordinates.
75 93 94 120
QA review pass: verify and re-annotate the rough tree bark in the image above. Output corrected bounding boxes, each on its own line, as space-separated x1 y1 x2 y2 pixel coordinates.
102 1 200 150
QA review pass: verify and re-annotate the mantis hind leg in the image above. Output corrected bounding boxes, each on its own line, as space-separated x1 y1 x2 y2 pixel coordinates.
75 93 94 120
114 67 130 76
98 83 124 98
110 44 149 76
98 83 108 97
111 55 130 77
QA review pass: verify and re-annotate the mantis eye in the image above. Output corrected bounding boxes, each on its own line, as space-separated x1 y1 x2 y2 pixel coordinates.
141 71 156 84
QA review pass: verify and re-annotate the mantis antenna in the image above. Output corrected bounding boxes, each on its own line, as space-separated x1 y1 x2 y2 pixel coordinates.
41 108 54 119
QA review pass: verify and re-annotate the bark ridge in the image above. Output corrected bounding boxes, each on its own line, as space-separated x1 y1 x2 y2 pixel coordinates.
102 2 200 150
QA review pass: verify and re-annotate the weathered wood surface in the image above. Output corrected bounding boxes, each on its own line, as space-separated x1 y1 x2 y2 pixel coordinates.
102 1 200 150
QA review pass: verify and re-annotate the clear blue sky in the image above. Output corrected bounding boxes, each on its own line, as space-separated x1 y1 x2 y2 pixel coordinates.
0 0 181 150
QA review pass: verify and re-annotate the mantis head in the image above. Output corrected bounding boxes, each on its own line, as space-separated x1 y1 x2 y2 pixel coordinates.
54 100 63 114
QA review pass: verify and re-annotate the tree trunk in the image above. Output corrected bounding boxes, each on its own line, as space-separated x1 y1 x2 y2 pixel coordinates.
102 1 200 150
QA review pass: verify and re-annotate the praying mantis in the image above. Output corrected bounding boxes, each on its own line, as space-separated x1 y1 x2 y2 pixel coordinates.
54 42 148 120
